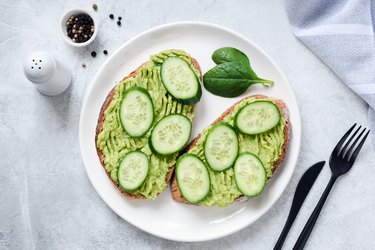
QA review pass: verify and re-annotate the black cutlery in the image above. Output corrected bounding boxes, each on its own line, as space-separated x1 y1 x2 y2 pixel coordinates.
293 124 370 249
274 161 325 250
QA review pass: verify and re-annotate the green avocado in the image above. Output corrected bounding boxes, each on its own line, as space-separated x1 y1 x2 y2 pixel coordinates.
96 50 200 199
188 98 286 207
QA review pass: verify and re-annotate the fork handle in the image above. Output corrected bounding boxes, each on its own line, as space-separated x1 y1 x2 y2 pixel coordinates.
293 176 337 250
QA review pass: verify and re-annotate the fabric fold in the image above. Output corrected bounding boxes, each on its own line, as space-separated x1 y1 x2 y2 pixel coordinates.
285 0 375 146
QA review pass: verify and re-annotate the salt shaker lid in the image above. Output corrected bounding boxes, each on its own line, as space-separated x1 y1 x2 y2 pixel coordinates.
23 51 56 83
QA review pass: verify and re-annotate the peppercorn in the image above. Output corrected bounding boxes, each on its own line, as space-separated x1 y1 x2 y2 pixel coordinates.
117 21 121 26
109 14 114 19
118 16 122 21
65 13 94 43
103 50 108 55
91 51 97 57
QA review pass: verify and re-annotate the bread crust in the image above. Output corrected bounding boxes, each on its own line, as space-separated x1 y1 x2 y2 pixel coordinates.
95 58 201 200
170 95 291 204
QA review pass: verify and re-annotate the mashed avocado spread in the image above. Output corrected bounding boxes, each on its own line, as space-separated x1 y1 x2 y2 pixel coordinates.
188 98 286 207
96 50 200 199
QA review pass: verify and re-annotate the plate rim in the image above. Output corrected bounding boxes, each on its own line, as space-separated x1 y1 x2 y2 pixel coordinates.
79 21 301 242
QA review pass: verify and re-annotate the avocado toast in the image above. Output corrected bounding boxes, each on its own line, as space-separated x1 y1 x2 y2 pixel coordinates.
171 95 290 207
96 50 202 200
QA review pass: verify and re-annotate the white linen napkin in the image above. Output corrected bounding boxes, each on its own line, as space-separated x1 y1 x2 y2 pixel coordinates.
285 0 375 146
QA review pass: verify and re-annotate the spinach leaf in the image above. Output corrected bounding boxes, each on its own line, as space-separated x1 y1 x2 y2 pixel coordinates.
212 47 266 80
203 62 272 97
203 47 273 98
212 47 250 68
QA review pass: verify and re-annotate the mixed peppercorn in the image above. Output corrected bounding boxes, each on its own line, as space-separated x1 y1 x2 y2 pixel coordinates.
66 14 94 43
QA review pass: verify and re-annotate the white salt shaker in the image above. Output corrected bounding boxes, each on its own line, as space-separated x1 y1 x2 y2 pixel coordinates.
23 51 72 96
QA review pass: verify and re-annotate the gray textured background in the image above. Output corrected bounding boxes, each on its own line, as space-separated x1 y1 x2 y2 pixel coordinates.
1 0 374 249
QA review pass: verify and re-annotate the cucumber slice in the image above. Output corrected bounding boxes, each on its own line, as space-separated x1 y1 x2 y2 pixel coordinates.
118 151 149 192
234 153 266 197
120 86 154 137
160 57 201 105
234 101 281 135
204 123 239 171
149 114 192 155
176 154 210 204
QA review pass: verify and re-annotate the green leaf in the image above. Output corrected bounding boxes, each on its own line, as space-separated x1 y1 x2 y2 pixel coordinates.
212 47 250 68
211 47 273 84
203 62 269 97
203 47 274 98
203 62 250 97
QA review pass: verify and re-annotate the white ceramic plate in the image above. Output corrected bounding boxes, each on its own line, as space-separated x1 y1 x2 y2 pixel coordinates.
79 22 301 242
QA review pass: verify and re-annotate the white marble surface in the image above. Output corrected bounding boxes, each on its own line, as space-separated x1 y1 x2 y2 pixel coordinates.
1 0 374 249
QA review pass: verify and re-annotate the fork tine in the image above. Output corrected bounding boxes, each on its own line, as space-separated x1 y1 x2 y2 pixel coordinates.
348 130 370 163
340 125 362 158
332 123 357 156
344 127 365 160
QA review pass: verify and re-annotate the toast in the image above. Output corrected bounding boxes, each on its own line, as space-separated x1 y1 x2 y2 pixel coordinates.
95 51 202 200
170 95 291 205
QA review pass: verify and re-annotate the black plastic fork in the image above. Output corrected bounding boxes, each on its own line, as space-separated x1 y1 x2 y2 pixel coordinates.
293 124 370 250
